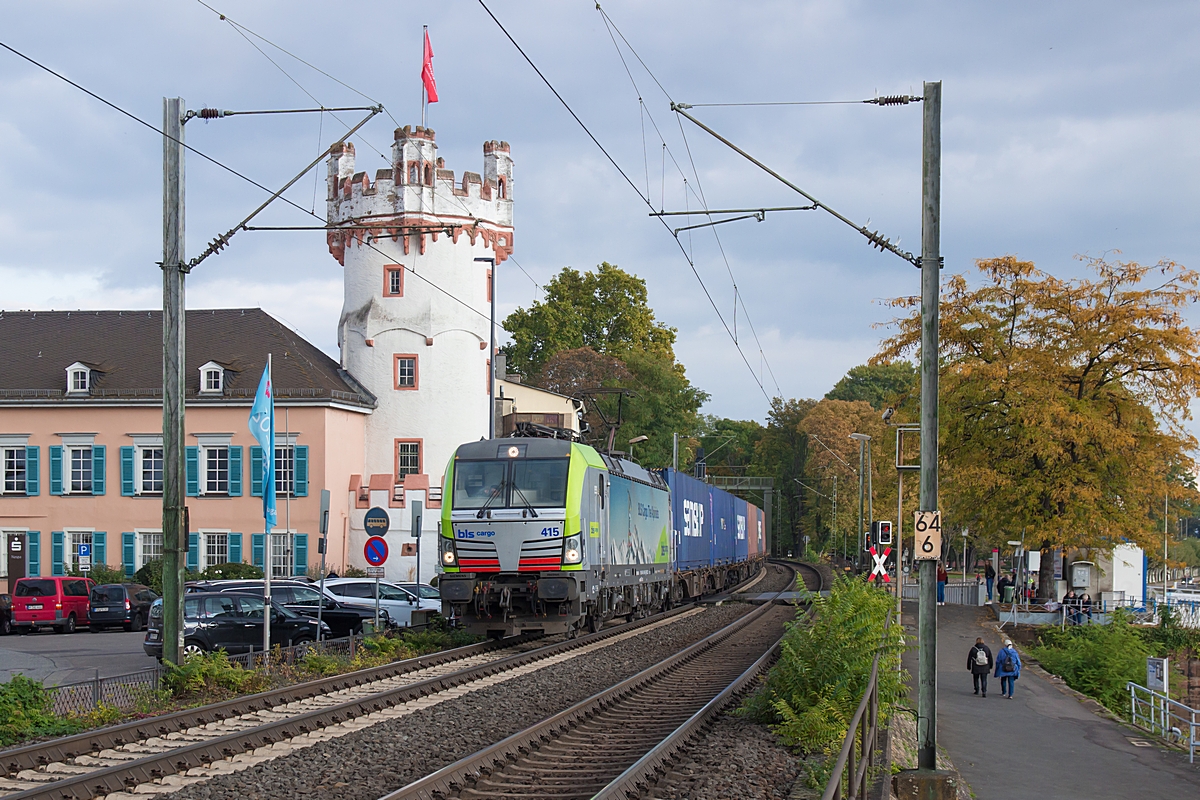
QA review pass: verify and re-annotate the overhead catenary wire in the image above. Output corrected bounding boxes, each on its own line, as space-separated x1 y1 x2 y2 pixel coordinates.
477 0 772 403
0 39 498 331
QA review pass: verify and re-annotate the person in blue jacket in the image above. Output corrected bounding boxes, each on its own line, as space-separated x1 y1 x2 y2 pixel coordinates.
995 638 1022 698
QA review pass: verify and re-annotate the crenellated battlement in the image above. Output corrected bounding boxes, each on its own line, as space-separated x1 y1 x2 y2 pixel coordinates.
326 127 513 266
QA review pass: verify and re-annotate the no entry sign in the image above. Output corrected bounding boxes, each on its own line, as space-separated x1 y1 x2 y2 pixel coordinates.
364 536 389 567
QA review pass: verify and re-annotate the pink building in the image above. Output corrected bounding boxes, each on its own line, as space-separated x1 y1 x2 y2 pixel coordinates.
0 309 372 590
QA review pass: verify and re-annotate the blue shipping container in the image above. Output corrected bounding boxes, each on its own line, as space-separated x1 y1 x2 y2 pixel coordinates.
709 485 736 565
733 495 750 563
658 468 714 571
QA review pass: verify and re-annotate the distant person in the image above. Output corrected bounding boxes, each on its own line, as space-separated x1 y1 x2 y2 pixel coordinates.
985 562 996 602
1062 590 1078 624
996 573 1012 603
937 563 949 605
326 569 339 579
1081 593 1093 623
995 638 1022 698
967 637 993 697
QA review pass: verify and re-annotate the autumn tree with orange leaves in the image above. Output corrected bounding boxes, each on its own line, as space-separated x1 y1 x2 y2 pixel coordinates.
877 255 1200 593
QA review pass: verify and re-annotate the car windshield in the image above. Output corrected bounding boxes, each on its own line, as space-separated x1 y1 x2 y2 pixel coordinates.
91 586 126 603
15 580 56 597
378 584 413 601
453 458 569 509
403 585 440 599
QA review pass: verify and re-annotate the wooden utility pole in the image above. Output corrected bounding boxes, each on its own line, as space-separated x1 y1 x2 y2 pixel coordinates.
161 97 187 666
917 80 942 771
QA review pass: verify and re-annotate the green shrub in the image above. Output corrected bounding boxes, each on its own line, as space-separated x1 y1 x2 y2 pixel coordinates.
161 651 268 699
342 564 369 578
1031 611 1153 715
68 563 126 585
135 559 200 595
197 562 263 581
0 675 84 746
741 576 907 756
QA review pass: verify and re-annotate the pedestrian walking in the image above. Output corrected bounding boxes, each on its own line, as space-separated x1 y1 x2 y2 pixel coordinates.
937 563 948 605
967 637 993 697
985 562 996 602
995 638 1022 698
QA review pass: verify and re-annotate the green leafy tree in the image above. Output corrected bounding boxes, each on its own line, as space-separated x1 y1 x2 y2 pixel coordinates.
825 362 918 411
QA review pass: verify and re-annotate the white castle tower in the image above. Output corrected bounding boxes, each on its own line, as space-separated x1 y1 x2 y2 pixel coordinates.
327 125 513 582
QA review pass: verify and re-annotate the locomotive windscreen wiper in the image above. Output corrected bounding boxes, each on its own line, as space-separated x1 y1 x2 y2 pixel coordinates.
476 477 507 519
510 483 539 518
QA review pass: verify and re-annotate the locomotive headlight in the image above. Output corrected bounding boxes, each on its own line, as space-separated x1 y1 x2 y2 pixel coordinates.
440 537 457 566
563 536 582 565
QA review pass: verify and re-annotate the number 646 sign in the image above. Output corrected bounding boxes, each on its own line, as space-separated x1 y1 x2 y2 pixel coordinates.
913 511 942 560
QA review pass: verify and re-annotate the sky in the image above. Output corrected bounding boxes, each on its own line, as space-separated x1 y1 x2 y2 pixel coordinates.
2 0 1199 425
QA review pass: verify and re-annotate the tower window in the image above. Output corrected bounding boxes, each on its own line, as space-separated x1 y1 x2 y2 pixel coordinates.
409 163 419 184
395 440 422 479
394 355 418 390
384 266 404 297
498 176 507 199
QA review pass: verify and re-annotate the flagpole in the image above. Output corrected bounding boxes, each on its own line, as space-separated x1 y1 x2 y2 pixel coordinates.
263 352 272 660
421 25 427 127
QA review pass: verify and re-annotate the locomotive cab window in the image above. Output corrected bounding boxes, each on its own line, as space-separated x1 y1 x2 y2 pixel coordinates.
452 458 569 509
510 459 568 508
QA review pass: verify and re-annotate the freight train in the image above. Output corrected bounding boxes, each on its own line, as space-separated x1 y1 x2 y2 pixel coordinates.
436 436 766 637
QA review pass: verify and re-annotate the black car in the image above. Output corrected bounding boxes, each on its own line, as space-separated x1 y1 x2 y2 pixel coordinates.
0 594 11 635
89 584 157 632
193 580 387 637
143 592 330 659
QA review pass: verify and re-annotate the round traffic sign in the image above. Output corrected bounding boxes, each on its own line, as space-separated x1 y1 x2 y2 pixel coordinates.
364 536 389 567
364 507 391 537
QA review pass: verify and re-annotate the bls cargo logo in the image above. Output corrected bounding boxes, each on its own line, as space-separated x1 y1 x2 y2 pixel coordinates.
682 499 705 537
736 515 747 540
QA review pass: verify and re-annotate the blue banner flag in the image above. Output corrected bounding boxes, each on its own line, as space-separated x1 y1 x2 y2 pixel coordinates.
248 361 276 527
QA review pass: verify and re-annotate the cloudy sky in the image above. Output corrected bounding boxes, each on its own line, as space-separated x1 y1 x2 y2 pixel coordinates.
2 1 1198 424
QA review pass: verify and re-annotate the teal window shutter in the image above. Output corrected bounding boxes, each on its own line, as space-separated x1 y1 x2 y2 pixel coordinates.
120 447 135 496
25 446 39 496
92 445 106 496
122 532 136 578
93 532 106 569
186 447 199 497
294 446 309 497
49 446 63 496
27 531 40 576
251 533 265 568
187 532 199 572
293 533 308 576
250 446 263 497
229 446 243 497
229 532 243 564
51 531 64 577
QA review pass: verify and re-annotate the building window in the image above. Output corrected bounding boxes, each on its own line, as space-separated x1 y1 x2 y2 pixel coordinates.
68 447 93 494
394 355 418 390
396 440 421 479
205 369 222 392
384 266 404 297
67 368 89 394
270 532 292 579
424 163 433 185
140 447 163 494
498 176 507 199
68 531 92 573
408 163 419 184
204 532 229 570
140 532 163 567
275 445 294 496
205 447 229 494
1 448 26 494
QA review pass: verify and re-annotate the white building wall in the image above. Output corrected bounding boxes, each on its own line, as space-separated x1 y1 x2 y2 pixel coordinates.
328 127 514 583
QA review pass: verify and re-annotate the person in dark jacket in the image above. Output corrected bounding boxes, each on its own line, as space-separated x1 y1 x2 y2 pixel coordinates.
996 573 1012 603
967 637 994 696
1081 593 1093 623
1062 590 1079 625
985 562 996 602
995 638 1022 698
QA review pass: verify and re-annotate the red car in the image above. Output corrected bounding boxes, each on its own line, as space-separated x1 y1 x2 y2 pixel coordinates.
12 576 95 634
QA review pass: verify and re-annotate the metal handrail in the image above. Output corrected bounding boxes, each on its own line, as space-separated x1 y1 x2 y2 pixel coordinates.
822 610 892 800
1128 681 1199 763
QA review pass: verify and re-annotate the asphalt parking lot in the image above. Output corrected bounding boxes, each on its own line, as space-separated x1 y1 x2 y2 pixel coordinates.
0 627 154 686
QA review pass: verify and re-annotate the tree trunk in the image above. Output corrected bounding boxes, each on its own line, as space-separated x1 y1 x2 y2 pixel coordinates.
1037 545 1057 602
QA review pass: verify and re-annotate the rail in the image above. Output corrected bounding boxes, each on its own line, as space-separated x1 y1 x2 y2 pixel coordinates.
821 610 893 800
1128 682 1199 763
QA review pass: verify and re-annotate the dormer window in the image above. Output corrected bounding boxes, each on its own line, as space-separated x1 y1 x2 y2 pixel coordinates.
65 362 90 394
199 361 224 394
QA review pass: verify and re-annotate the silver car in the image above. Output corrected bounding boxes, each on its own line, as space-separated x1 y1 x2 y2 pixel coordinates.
322 578 440 627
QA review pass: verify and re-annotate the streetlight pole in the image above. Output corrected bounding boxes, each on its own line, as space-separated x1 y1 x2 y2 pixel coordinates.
850 433 871 572
475 257 497 438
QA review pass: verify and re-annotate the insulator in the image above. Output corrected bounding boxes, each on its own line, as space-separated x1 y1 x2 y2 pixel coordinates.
198 108 225 119
869 95 914 106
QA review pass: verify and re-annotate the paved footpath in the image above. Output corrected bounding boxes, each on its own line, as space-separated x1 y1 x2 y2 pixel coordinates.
901 602 1200 800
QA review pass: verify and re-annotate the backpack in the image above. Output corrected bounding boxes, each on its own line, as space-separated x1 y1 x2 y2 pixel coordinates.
974 647 988 667
1001 651 1016 673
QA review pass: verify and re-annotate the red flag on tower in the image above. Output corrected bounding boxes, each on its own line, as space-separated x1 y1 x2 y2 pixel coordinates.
422 29 438 104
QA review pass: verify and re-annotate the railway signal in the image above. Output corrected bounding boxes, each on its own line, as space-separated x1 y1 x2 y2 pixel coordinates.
869 545 892 583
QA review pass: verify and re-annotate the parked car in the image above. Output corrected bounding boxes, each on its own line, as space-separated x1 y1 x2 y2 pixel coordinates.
143 592 330 659
397 583 440 602
0 594 12 635
12 576 95 634
196 579 386 637
322 578 441 627
89 584 157 632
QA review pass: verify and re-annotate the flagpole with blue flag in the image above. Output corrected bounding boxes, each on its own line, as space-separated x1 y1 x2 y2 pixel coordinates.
249 354 276 656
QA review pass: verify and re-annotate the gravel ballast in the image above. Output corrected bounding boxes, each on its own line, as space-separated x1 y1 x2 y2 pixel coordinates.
168 594 780 800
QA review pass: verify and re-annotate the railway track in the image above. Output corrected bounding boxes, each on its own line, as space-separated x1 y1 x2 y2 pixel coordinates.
380 561 801 800
0 563 775 800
